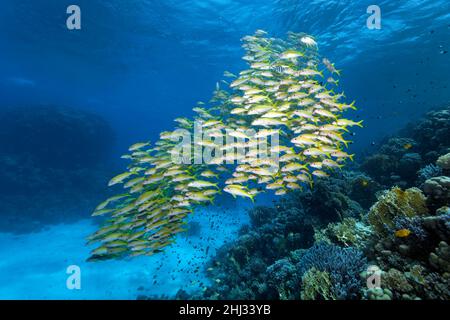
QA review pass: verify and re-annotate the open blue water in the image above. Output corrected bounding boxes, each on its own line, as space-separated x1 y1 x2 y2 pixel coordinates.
0 0 449 299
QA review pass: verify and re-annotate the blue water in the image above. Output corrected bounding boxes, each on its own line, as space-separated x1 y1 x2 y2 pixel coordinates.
0 0 449 299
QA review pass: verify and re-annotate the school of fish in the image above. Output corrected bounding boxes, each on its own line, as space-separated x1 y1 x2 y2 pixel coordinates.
87 31 362 261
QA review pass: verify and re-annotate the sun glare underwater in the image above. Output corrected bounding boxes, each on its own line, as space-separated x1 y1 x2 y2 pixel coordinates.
0 0 449 300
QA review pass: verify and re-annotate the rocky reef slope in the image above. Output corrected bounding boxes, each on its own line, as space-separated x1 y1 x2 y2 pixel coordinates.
0 105 116 232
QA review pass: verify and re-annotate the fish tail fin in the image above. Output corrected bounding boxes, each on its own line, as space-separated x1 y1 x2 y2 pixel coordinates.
357 120 364 128
349 154 355 162
341 140 348 148
335 69 342 77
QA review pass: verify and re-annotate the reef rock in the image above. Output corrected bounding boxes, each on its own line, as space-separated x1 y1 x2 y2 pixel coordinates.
436 152 450 173
429 241 450 273
361 138 421 187
0 105 115 232
422 176 450 210
409 108 450 162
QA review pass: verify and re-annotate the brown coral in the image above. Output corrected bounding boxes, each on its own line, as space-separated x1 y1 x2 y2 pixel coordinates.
300 267 336 300
436 152 450 171
367 187 428 234
383 268 414 294
429 241 450 273
315 217 372 248
423 176 450 210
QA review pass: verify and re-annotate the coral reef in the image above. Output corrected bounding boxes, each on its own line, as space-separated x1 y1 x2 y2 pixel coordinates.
0 105 116 232
362 107 450 188
297 176 364 223
267 258 301 300
429 241 450 273
297 243 367 299
193 194 318 300
178 105 450 301
367 187 428 234
422 176 450 211
408 109 450 162
361 138 420 187
417 164 442 185
300 267 335 300
182 182 369 300
436 152 450 174
363 197 450 299
314 217 372 248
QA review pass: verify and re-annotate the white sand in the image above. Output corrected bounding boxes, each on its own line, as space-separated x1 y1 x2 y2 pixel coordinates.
0 200 251 299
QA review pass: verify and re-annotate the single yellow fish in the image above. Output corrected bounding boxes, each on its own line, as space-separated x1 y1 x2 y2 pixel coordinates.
403 143 413 150
395 229 412 238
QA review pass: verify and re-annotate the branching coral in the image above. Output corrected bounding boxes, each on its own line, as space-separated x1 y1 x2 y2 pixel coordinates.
417 164 442 185
266 258 299 300
392 216 428 242
297 243 367 299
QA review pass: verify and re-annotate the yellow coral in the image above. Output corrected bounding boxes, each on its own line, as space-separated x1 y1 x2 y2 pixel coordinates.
315 218 372 247
331 218 371 247
313 227 332 244
436 153 450 171
300 267 336 300
367 187 428 233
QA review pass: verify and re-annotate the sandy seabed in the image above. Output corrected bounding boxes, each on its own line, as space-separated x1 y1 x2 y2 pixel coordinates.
0 202 250 299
